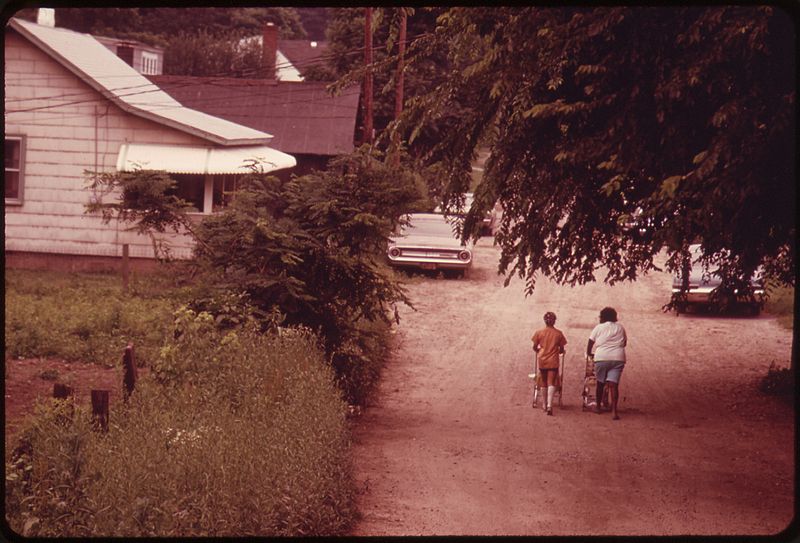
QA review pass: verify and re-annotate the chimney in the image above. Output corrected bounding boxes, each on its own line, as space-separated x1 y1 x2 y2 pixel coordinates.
262 22 278 80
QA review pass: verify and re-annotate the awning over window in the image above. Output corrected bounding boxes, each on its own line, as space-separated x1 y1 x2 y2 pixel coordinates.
116 143 296 175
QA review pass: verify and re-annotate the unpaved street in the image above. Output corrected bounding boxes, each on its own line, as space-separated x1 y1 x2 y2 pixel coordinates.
351 240 794 536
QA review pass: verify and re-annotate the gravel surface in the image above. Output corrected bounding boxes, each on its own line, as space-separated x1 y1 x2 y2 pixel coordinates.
350 240 794 536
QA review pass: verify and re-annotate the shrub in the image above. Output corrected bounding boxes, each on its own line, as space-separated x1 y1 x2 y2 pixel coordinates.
5 309 357 537
765 283 794 330
758 361 794 398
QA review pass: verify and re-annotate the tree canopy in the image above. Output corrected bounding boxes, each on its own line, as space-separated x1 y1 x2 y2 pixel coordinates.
399 6 795 296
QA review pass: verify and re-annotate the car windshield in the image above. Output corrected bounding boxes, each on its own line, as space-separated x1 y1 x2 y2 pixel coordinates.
401 215 459 238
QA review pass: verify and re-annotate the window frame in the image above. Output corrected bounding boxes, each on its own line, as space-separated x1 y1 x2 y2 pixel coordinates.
4 135 26 205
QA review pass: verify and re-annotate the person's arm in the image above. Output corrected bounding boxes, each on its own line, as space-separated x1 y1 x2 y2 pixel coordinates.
586 339 595 358
532 332 540 352
559 333 567 354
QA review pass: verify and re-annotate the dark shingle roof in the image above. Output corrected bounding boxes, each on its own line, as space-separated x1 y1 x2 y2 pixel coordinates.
148 75 359 156
278 39 329 76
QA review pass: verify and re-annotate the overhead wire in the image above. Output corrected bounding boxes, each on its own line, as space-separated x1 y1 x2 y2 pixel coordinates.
5 31 429 114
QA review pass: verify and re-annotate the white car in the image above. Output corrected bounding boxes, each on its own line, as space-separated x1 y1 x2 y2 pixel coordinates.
671 244 765 314
387 213 474 277
434 193 500 236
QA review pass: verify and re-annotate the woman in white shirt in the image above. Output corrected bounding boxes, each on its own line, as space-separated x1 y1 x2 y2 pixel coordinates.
586 307 627 420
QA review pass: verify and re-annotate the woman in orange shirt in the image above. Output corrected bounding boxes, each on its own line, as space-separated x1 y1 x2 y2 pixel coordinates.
531 311 568 416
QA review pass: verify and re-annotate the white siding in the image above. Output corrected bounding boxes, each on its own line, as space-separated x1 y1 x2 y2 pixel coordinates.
4 31 200 260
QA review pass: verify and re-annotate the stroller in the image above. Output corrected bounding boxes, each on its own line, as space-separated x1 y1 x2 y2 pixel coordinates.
530 350 564 409
581 354 610 411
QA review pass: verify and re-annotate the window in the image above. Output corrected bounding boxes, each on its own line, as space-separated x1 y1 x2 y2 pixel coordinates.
141 51 159 75
213 175 240 211
170 174 206 212
5 137 24 204
168 173 242 213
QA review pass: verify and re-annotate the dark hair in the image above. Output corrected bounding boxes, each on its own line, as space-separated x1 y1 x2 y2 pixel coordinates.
599 307 617 323
544 311 556 325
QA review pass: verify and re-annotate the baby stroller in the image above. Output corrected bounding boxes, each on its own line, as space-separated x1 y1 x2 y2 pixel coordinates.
530 350 564 409
581 354 610 411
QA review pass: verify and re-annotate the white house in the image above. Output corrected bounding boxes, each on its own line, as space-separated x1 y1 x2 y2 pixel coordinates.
4 17 296 269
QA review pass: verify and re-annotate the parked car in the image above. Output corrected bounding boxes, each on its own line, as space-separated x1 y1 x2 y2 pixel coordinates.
435 193 500 236
387 213 474 277
671 244 765 315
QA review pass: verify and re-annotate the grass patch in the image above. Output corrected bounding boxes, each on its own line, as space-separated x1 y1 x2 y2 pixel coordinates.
765 284 794 329
4 269 191 367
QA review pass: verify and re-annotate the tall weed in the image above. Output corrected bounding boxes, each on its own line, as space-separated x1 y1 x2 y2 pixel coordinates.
5 309 356 537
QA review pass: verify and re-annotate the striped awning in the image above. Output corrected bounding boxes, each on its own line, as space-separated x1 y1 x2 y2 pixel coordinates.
116 143 296 175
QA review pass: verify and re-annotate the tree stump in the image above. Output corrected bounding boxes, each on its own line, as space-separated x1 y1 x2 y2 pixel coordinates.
91 389 110 432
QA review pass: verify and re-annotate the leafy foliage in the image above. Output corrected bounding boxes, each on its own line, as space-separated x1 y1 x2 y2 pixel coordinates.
85 168 199 261
190 148 428 401
326 7 450 141
400 7 795 295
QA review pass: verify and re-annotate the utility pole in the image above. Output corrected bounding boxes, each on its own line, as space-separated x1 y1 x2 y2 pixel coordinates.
363 7 374 145
394 9 407 121
391 9 407 166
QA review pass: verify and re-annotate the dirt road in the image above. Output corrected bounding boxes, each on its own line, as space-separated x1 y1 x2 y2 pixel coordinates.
351 240 795 536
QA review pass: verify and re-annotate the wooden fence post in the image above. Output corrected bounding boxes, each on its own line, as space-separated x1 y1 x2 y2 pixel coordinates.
122 243 130 293
53 383 73 400
53 383 74 422
91 390 110 432
122 343 137 400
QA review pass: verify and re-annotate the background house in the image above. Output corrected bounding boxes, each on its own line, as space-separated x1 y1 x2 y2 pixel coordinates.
150 23 359 176
4 17 295 270
93 34 164 75
149 75 360 176
278 39 328 78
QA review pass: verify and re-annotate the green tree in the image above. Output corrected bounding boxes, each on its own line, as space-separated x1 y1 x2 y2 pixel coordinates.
191 149 427 354
400 6 795 298
49 7 307 77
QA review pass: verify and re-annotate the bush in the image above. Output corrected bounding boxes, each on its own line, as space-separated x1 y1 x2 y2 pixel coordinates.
758 361 794 397
5 309 357 537
765 284 794 330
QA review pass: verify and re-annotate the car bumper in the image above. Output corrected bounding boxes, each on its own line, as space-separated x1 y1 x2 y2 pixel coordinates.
671 287 765 304
388 256 471 271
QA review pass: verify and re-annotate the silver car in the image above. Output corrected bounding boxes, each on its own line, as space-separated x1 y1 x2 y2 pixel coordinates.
435 193 500 236
387 213 474 277
671 244 765 314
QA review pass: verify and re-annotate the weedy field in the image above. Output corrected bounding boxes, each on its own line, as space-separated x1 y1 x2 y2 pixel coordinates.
4 269 365 537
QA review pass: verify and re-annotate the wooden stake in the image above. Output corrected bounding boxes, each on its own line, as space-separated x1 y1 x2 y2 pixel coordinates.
53 383 75 422
91 390 110 432
122 243 130 293
122 343 137 400
53 383 73 400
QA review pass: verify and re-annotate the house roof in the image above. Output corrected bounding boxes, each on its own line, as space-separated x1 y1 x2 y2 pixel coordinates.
149 75 360 156
278 39 329 76
8 18 273 147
